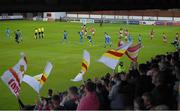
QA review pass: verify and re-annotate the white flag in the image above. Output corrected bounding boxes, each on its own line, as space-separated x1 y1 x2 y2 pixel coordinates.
22 75 41 93
23 62 53 93
71 72 84 82
71 50 90 82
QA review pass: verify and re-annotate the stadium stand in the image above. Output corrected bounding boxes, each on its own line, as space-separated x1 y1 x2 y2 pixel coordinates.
18 49 180 110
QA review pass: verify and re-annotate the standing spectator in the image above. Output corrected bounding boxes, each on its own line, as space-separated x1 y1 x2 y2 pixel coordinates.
96 82 110 110
63 86 79 110
108 77 126 110
77 81 100 110
151 71 175 109
135 64 154 98
134 97 144 110
52 95 64 110
48 89 53 98
142 92 154 110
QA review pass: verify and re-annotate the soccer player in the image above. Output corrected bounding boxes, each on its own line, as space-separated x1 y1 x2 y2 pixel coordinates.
84 28 88 36
127 34 133 42
162 32 167 43
171 32 179 50
138 34 142 44
87 35 93 46
62 30 68 43
34 28 38 39
124 29 129 41
150 29 154 40
104 32 112 48
14 29 22 44
90 27 96 36
41 27 44 38
38 28 41 39
119 28 123 39
118 38 124 47
79 31 84 43
5 28 10 38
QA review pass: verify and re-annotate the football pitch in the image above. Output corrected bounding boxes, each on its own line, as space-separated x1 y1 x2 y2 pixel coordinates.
0 20 179 109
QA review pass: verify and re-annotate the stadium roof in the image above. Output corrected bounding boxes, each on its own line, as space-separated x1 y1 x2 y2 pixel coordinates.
0 0 180 12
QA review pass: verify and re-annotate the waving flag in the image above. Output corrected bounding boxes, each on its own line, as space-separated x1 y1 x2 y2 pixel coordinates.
98 41 132 69
125 43 141 62
22 62 53 93
71 50 90 82
71 72 84 82
1 53 27 96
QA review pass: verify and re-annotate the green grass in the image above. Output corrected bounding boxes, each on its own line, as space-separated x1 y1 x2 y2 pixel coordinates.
0 20 179 109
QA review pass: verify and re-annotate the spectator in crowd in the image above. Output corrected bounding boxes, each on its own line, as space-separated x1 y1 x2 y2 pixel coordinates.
77 81 100 110
52 95 64 110
48 89 53 98
63 86 79 110
142 92 154 110
134 97 144 110
108 76 126 109
96 82 110 109
151 71 175 109
134 64 154 98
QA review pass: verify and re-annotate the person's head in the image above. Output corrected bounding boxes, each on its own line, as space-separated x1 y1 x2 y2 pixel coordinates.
147 64 159 77
52 95 60 107
119 62 123 67
139 63 148 75
153 71 168 86
48 89 53 97
64 30 66 32
85 81 96 93
142 92 154 109
68 86 78 98
134 97 144 110
158 61 170 71
96 82 103 93
152 70 159 86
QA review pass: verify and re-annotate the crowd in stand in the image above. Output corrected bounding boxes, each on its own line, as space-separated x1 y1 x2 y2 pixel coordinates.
19 49 180 110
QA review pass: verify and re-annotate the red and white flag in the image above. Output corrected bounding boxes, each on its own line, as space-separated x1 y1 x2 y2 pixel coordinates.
1 53 27 96
125 43 141 62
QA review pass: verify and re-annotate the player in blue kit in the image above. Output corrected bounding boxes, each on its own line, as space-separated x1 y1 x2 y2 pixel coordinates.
127 34 133 42
5 28 10 38
79 31 84 43
62 30 68 43
87 35 93 46
104 32 112 48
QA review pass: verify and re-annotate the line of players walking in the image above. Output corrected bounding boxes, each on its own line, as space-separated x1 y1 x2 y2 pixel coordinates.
4 25 180 50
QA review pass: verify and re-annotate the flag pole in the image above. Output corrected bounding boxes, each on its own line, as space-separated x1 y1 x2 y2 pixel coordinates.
16 96 22 110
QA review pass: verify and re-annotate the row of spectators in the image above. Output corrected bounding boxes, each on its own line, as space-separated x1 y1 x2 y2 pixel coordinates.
19 49 180 110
